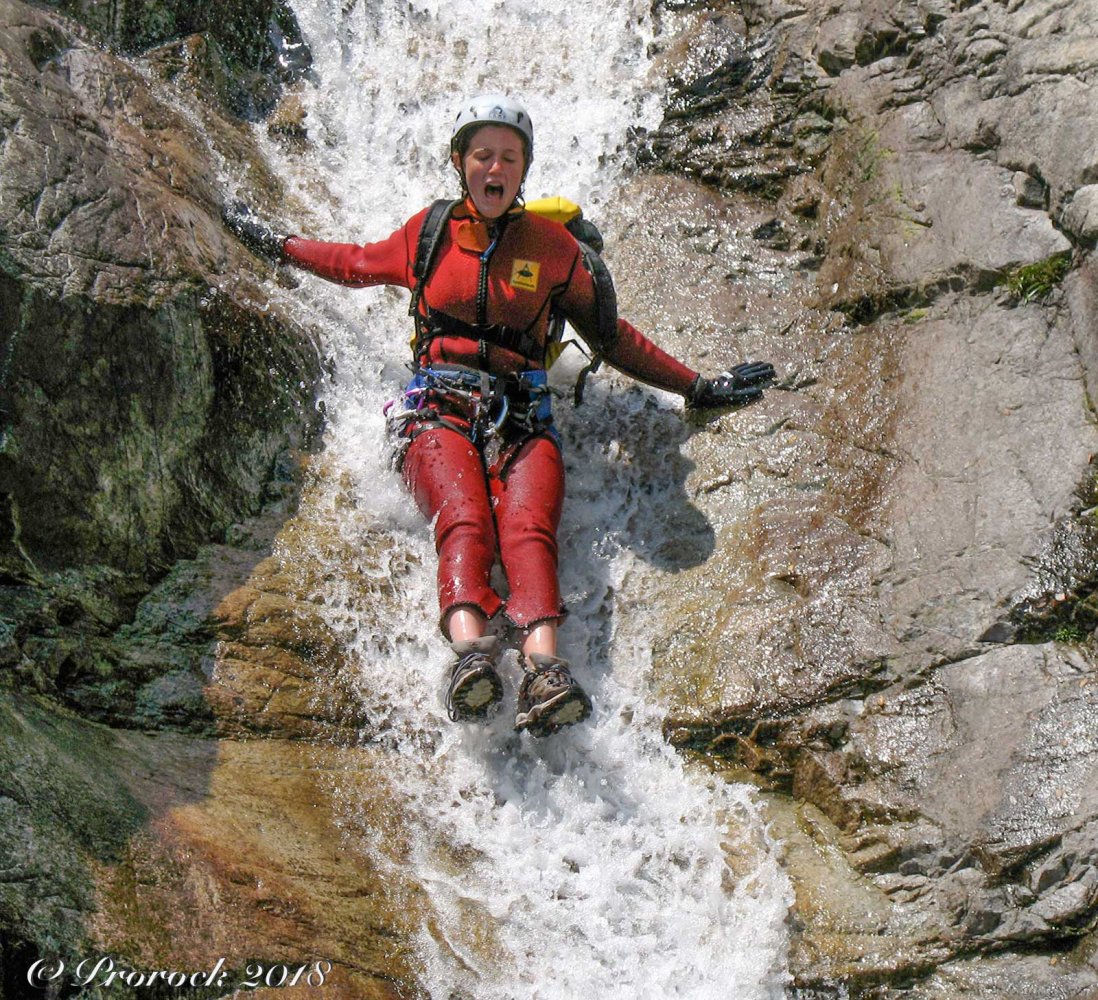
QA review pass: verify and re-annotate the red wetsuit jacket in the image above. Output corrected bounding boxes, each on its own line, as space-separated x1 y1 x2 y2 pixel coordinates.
282 201 699 393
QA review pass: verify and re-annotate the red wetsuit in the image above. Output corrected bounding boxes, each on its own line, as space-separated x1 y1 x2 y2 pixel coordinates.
283 200 698 634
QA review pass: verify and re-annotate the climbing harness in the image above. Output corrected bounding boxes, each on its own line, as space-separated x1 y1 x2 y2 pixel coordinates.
385 364 559 469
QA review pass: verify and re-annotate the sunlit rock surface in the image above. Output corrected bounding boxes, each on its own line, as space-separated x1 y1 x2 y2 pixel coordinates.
638 0 1098 994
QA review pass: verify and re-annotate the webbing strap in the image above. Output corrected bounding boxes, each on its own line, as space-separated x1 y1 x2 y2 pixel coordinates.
422 309 542 365
556 239 616 405
408 198 461 319
577 240 618 353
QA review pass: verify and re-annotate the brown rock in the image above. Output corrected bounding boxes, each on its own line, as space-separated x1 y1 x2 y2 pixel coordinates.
88 737 417 998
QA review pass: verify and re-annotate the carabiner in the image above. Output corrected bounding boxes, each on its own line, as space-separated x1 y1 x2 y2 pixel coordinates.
489 393 510 435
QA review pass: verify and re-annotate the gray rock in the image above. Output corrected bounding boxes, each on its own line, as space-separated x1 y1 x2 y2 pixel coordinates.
0 1 321 580
879 152 1069 292
1013 171 1047 209
904 951 1098 999
134 669 211 729
1027 876 1098 927
43 0 310 118
1066 259 1098 409
644 0 1098 992
885 295 1091 666
814 12 861 75
0 690 152 965
1062 185 1098 246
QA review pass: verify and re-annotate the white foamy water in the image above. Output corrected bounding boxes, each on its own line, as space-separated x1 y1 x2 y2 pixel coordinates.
258 1 793 995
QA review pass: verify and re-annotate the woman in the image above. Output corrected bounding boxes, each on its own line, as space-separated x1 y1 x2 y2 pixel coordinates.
223 94 774 736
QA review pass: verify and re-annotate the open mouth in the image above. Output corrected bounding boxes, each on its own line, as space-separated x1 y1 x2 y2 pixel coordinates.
485 183 505 199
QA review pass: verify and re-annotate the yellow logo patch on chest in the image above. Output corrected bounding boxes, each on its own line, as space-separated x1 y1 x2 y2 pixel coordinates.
509 259 541 292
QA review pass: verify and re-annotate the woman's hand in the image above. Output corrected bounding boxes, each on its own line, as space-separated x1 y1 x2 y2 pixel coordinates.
221 201 288 264
688 362 776 409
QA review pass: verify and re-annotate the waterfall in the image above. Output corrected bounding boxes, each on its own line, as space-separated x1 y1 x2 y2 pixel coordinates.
256 1 793 995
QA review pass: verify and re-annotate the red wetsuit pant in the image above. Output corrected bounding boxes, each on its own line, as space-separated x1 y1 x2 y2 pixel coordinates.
401 425 564 637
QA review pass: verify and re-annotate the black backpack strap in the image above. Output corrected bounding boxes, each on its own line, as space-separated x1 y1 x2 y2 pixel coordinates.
579 241 618 352
565 216 604 253
408 198 461 320
572 240 618 404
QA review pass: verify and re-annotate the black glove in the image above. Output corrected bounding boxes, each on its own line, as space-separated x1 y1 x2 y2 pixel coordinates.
689 361 776 409
221 201 288 264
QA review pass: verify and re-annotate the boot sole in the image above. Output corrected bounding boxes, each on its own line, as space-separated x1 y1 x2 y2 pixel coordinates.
449 671 504 720
515 688 592 736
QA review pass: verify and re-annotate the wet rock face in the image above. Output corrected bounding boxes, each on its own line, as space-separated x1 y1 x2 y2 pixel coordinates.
0 0 325 727
37 0 310 117
1 0 318 890
0 687 413 999
0 5 421 988
642 9 828 197
0 4 320 571
640 0 1098 994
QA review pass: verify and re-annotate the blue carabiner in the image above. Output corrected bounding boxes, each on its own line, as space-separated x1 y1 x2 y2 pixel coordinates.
490 393 510 434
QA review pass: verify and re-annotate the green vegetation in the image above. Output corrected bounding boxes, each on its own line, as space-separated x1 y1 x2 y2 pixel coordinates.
824 123 895 206
1053 623 1089 643
1002 251 1072 302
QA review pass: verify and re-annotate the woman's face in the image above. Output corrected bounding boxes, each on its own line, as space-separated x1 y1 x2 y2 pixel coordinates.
453 125 527 220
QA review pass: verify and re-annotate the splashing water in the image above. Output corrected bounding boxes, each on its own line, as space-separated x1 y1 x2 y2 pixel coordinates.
258 1 793 995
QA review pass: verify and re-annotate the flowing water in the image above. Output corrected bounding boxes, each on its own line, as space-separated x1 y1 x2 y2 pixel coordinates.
255 1 793 995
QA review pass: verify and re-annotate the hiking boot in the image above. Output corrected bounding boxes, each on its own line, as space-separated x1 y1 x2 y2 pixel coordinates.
446 636 504 722
514 653 592 736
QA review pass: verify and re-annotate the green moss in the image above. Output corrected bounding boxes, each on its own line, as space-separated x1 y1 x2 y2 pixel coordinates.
853 128 892 183
1002 251 1072 302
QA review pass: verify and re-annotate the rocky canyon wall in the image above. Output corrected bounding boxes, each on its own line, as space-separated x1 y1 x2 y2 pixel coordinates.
632 0 1098 995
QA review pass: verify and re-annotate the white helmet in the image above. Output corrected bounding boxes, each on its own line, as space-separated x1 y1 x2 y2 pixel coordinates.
450 94 534 163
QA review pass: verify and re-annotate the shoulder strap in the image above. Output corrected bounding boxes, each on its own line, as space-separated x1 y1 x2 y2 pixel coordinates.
408 198 461 318
578 241 617 352
570 239 618 404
